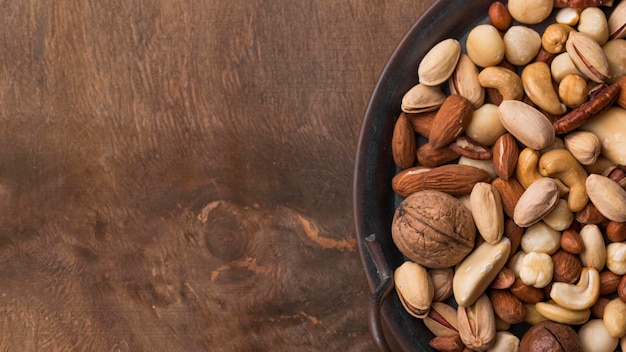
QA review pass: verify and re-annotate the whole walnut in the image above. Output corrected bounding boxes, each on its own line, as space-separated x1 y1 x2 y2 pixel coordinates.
519 321 582 352
391 190 475 268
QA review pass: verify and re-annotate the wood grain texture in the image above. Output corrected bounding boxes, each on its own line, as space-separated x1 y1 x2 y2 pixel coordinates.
0 0 434 350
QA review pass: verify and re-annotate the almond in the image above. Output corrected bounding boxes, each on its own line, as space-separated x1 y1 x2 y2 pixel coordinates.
510 277 544 303
599 270 622 296
429 94 473 149
492 133 519 180
490 267 516 290
489 289 525 324
560 228 585 254
491 177 525 219
607 221 626 242
392 164 490 197
406 111 436 138
488 1 512 31
551 249 582 283
417 142 460 167
392 113 417 169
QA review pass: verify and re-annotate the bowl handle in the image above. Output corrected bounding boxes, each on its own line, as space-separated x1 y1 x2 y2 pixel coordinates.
365 234 395 352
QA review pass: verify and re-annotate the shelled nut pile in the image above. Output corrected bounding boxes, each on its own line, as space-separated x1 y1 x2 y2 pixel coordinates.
389 0 626 351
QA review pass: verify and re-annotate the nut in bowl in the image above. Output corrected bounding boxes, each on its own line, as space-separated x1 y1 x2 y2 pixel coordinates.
354 0 626 351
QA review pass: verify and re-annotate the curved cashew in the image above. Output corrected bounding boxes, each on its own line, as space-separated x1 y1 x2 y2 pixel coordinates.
580 224 607 272
478 66 524 101
535 300 591 325
549 267 600 310
516 147 570 196
539 148 589 212
521 62 567 115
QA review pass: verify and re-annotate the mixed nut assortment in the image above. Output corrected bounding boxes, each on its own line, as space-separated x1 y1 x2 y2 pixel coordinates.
389 0 626 351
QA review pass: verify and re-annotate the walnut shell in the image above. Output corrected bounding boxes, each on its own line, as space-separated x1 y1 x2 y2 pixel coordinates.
391 190 475 268
519 321 582 352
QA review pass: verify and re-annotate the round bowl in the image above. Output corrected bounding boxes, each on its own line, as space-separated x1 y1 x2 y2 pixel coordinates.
354 2 494 350
355 0 623 350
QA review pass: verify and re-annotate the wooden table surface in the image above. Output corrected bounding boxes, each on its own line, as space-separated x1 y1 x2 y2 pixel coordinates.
0 1 435 350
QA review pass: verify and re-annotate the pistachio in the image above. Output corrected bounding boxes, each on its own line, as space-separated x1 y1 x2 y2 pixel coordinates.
401 83 446 113
419 38 462 86
449 54 485 109
498 100 555 151
469 182 504 245
430 267 454 302
513 177 560 228
424 302 459 337
586 174 626 222
393 261 434 318
457 294 497 351
608 0 626 39
566 31 610 83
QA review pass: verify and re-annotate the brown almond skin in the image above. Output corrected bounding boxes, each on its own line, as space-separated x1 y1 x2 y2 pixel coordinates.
576 202 608 224
429 334 465 352
607 221 626 242
417 142 460 167
492 133 519 180
519 321 582 352
392 164 490 198
510 278 544 304
504 219 523 262
619 275 626 303
551 249 582 283
489 289 525 324
560 229 585 254
591 297 610 319
392 113 417 169
429 94 473 149
600 270 622 296
488 1 512 31
492 177 525 219
406 111 436 138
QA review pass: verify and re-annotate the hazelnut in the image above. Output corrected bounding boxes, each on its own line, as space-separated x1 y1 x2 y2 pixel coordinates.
551 249 582 283
391 190 475 268
519 321 582 352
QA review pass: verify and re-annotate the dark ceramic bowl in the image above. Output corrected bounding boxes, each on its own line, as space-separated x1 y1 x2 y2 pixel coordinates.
354 0 622 351
353 2 494 350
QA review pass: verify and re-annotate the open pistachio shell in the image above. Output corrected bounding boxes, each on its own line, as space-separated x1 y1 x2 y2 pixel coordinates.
418 38 461 86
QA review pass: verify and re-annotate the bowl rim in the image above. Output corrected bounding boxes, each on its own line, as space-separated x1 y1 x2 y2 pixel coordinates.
353 0 497 350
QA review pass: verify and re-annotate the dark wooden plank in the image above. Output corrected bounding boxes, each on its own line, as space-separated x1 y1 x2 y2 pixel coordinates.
0 1 433 350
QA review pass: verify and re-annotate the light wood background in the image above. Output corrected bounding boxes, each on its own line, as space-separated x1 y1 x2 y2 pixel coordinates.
0 1 435 350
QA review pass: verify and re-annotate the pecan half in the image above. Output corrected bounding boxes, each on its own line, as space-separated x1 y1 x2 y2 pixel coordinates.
553 82 620 134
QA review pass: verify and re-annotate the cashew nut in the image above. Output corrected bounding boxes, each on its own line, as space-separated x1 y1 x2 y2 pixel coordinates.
478 66 524 101
516 147 569 196
521 62 567 115
549 267 600 310
538 148 589 212
535 300 590 325
580 224 607 272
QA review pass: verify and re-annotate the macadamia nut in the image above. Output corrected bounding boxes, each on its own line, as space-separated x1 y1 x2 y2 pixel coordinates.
521 221 561 254
466 24 505 67
464 103 506 146
504 26 541 65
507 0 553 24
